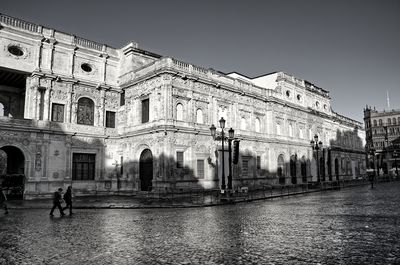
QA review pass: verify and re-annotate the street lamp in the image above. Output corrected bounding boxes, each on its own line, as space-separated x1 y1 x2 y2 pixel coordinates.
210 118 235 192
310 134 323 183
228 128 235 190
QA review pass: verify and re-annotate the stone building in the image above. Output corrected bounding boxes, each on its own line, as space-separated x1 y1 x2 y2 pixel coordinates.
364 106 400 174
0 14 366 199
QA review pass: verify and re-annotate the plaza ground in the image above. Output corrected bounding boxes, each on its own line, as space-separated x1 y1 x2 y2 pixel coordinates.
1 181 400 265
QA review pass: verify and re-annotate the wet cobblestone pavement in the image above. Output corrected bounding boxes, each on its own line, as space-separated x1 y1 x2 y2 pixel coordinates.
1 182 400 265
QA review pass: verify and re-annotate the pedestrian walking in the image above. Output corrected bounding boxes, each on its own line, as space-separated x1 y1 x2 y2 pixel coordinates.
62 186 73 215
0 183 9 215
50 188 65 216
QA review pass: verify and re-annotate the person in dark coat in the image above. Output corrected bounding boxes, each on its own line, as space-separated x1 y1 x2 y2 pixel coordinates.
0 183 8 214
62 186 73 215
50 188 65 216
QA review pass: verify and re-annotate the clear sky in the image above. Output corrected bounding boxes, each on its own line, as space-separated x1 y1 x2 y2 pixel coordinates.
2 0 399 122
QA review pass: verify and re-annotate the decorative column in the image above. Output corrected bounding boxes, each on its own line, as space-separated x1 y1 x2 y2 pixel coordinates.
99 88 106 127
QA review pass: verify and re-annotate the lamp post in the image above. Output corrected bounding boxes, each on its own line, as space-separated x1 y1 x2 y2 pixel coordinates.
310 134 323 183
210 118 235 193
228 128 235 190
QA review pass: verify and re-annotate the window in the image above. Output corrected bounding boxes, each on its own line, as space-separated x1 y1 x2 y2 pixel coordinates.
379 119 382 126
196 109 203 124
106 111 116 128
276 122 281 135
51 103 64 122
176 151 184 168
299 128 304 139
393 118 397 125
289 124 293 137
72 153 95 180
373 120 377 127
388 118 392 125
242 158 249 177
286 90 290 97
141 98 149 123
197 159 205 179
256 156 261 170
255 118 260 132
176 103 183 121
8 45 23 56
81 63 93 73
241 117 246 130
120 91 125 106
77 97 94 125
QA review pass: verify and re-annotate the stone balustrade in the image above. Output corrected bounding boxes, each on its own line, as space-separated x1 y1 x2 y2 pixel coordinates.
0 13 112 53
0 13 41 33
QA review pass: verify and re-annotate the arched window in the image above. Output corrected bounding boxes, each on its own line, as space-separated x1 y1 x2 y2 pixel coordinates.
0 102 4 117
373 120 377 127
278 154 285 184
196 109 203 124
277 122 281 135
255 117 260 132
241 117 246 130
77 97 94 125
379 119 382 126
299 128 303 139
393 118 396 125
176 103 183 121
388 118 391 125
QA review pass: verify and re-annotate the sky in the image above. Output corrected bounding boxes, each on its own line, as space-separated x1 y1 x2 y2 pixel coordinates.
2 0 399 122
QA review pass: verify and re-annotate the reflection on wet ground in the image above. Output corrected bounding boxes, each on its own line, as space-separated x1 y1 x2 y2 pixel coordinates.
1 182 400 265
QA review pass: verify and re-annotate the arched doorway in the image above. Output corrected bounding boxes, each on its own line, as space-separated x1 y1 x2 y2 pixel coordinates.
320 157 325 182
290 155 297 184
301 156 307 183
277 154 285 185
0 146 25 199
335 158 339 180
139 149 153 191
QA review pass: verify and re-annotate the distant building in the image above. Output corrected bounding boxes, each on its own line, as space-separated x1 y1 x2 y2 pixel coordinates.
0 14 366 199
364 106 400 174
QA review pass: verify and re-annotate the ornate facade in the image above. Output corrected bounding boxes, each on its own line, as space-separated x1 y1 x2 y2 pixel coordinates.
364 106 400 174
0 14 366 199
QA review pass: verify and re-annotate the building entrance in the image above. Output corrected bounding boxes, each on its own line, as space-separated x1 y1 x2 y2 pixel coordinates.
139 149 153 191
0 146 25 199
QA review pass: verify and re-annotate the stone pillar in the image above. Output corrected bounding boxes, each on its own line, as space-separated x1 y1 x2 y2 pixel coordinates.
65 83 73 123
35 41 42 71
99 88 106 127
43 87 51 121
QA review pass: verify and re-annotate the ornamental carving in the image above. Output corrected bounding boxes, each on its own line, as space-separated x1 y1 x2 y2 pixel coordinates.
74 86 100 102
4 43 30 60
105 92 119 108
51 89 69 101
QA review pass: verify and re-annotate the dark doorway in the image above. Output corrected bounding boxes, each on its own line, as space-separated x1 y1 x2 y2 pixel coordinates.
301 157 307 183
139 149 153 191
290 155 297 184
277 154 285 185
0 146 25 199
335 158 339 180
320 157 325 181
